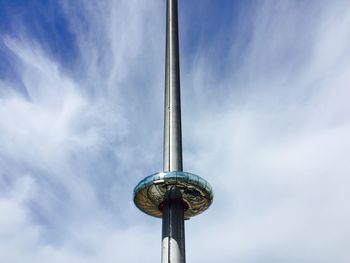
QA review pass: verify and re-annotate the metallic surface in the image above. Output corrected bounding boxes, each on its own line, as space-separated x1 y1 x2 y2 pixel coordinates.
162 188 186 263
163 0 182 172
133 171 213 218
133 0 213 262
163 0 185 261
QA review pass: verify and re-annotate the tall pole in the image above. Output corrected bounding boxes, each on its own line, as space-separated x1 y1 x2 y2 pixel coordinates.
162 0 186 262
133 0 213 261
163 0 182 173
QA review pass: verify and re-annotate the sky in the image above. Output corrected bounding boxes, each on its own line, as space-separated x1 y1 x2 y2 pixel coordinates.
0 0 350 262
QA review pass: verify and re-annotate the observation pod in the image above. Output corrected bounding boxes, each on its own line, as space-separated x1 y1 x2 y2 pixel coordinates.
134 172 213 219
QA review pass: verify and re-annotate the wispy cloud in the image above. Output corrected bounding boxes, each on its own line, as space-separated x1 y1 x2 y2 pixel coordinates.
0 0 350 262
182 2 350 262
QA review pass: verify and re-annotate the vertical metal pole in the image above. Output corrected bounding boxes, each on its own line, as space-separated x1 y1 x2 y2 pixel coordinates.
163 0 183 172
162 0 185 262
161 188 186 263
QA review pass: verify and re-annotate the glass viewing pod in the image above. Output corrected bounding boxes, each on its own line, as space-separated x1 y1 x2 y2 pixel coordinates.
134 171 213 219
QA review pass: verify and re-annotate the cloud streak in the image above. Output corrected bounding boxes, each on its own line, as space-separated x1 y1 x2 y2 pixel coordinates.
1 0 350 262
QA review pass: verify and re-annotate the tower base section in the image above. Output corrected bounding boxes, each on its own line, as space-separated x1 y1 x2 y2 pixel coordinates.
161 188 186 263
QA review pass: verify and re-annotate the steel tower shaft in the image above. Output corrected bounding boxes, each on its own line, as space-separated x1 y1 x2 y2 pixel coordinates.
163 0 182 172
162 0 185 262
133 0 213 262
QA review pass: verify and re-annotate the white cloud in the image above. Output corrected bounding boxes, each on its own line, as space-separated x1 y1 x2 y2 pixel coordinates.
1 0 350 262
182 2 350 262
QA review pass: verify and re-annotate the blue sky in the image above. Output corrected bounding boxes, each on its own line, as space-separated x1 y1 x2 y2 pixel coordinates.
1 0 350 262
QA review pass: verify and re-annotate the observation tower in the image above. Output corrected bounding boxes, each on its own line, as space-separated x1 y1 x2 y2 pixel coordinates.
133 0 213 262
